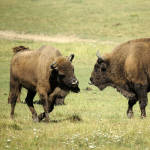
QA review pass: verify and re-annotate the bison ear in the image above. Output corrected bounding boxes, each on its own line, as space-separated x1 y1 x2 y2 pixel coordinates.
68 54 74 62
51 62 58 70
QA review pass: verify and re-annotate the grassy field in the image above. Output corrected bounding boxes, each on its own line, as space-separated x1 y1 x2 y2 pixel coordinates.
0 0 150 41
1 39 150 150
1 0 150 150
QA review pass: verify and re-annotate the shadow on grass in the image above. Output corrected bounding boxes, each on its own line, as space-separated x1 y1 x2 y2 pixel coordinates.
41 114 82 123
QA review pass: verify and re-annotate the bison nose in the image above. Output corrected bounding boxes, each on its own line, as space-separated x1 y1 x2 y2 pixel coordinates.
72 79 78 85
90 77 93 82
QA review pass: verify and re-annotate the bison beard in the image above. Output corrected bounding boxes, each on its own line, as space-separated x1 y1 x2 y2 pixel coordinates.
8 45 80 122
90 38 150 118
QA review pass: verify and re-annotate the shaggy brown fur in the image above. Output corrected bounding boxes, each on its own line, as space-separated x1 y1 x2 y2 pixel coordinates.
8 45 80 122
90 38 150 118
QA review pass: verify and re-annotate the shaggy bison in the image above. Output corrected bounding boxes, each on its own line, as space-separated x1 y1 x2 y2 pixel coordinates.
8 45 80 122
90 38 150 118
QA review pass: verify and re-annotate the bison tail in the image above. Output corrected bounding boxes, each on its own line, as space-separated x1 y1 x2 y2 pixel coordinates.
13 46 29 54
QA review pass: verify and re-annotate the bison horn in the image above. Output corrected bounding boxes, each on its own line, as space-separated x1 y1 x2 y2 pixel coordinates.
68 54 74 62
96 50 104 64
51 62 57 70
96 50 101 59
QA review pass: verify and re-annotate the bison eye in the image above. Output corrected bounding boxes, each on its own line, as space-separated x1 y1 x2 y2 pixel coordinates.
59 74 65 78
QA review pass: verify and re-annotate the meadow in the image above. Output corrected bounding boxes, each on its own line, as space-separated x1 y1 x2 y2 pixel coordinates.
1 0 150 150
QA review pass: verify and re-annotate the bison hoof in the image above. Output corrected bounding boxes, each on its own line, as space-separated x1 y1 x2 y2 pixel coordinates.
10 114 14 120
44 114 50 123
127 111 134 119
141 115 146 119
44 118 50 123
32 116 39 123
42 117 50 123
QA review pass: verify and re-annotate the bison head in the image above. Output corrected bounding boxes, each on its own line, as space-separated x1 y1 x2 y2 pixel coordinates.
51 54 80 93
90 51 111 90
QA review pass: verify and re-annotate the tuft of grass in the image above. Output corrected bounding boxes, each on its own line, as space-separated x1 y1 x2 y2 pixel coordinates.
0 122 21 130
68 113 82 122
8 123 22 130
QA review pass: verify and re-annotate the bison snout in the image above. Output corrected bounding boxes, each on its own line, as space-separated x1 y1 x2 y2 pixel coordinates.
90 77 94 83
90 77 93 82
89 77 94 85
70 79 80 93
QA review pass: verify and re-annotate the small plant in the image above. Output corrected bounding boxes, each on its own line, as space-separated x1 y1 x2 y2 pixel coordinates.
69 113 82 122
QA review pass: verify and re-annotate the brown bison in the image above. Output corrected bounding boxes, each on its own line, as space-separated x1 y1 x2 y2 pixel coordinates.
90 38 150 118
8 45 80 122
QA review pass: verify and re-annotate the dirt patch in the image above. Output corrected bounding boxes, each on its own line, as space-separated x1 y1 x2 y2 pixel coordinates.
0 30 118 45
0 30 96 43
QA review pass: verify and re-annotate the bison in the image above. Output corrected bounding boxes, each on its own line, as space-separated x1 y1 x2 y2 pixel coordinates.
8 45 80 122
90 38 150 118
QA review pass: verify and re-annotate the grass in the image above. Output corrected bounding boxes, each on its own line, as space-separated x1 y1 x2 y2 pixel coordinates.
1 39 150 150
1 0 150 149
0 0 150 41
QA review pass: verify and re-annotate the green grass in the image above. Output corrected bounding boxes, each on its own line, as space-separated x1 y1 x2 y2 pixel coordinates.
1 0 150 149
1 39 150 150
0 0 150 40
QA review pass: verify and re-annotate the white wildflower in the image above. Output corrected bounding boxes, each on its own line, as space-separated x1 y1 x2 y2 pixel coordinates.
33 128 37 131
7 139 11 142
89 144 96 149
5 145 9 148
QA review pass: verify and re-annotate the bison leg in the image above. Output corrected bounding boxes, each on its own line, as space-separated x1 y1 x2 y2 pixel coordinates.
9 92 18 119
25 90 38 122
38 101 55 122
55 97 65 105
127 98 137 118
16 94 21 103
134 84 148 118
38 87 65 122
139 96 148 118
38 90 49 122
48 95 56 113
8 81 21 119
16 87 22 103
38 94 57 122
